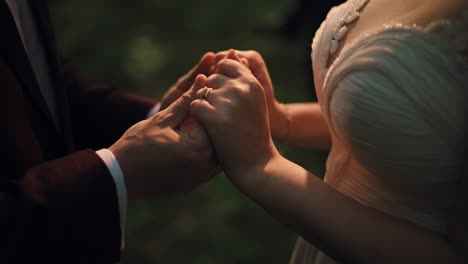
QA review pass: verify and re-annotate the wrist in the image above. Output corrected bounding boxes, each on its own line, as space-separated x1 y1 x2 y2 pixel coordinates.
109 142 136 198
228 147 282 195
271 102 291 141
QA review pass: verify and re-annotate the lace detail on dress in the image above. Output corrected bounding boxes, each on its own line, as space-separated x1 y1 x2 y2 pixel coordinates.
329 0 369 55
324 24 423 90
312 0 468 92
311 0 371 82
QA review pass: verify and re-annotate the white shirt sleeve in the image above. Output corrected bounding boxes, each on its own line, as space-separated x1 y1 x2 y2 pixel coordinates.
95 148 127 251
146 103 161 119
95 103 160 251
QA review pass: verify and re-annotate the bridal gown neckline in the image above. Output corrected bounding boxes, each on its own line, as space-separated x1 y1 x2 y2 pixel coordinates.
290 0 468 263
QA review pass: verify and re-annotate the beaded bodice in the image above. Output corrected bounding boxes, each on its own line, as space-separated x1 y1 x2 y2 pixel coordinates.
311 0 468 234
312 0 468 92
328 0 369 56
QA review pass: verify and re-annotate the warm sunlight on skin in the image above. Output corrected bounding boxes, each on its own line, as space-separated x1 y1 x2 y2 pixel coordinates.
191 0 468 260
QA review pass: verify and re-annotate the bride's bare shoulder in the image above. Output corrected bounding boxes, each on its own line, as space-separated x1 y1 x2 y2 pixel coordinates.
409 0 468 25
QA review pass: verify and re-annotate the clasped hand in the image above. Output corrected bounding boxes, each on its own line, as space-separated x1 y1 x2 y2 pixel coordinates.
110 50 282 199
166 49 281 190
109 53 219 199
189 51 280 190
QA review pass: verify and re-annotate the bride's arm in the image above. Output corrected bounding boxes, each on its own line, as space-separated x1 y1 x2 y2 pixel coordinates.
241 154 464 263
190 53 467 263
281 102 331 150
214 50 332 150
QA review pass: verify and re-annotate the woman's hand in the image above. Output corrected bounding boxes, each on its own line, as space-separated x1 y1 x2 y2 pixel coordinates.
214 50 290 141
190 51 279 189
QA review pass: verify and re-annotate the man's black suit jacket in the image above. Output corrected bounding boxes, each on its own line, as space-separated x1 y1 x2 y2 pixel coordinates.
0 1 157 262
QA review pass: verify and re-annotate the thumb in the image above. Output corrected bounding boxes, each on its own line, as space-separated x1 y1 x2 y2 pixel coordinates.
181 52 215 91
161 74 207 127
160 52 215 111
183 117 210 142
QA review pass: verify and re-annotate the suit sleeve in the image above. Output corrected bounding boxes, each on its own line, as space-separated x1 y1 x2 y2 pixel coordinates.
2 150 121 263
0 59 128 263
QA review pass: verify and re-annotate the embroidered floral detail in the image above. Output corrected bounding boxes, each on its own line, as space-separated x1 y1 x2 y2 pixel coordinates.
330 39 340 54
335 26 348 41
344 10 360 24
329 0 369 55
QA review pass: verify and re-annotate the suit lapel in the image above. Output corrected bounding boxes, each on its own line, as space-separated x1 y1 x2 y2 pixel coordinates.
28 0 74 151
0 0 57 130
0 0 74 152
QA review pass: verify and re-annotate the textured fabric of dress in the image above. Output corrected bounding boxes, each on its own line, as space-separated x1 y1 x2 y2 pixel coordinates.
290 0 468 263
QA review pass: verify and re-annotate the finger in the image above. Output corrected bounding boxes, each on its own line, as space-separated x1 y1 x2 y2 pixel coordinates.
185 52 216 85
189 74 209 94
240 58 250 68
159 74 207 127
215 50 252 62
160 52 215 110
214 51 228 64
160 88 184 111
225 49 242 63
214 49 242 71
214 49 241 65
205 74 230 90
215 50 251 71
215 59 244 78
190 99 217 127
179 116 197 134
184 118 209 142
196 88 212 103
213 51 230 73
177 53 215 95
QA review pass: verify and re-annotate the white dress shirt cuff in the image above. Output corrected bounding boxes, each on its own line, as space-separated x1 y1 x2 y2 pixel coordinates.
96 148 127 251
146 103 161 119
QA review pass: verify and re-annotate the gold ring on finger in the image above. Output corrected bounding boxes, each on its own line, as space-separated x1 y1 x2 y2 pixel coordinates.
202 88 213 100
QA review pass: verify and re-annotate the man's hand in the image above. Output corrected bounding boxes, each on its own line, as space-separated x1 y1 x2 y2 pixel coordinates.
109 75 217 199
159 52 216 110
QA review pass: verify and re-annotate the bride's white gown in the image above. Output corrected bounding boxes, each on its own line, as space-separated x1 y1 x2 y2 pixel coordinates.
290 0 468 263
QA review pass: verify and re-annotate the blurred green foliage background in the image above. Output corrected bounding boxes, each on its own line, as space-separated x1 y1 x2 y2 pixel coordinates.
49 1 329 263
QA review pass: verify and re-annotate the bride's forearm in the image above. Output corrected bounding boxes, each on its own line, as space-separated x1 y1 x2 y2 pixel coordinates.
275 103 331 150
237 155 462 263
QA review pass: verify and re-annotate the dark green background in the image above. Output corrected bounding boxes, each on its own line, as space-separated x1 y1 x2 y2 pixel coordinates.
49 1 329 263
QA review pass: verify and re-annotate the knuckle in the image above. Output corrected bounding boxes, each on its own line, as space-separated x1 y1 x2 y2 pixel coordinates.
220 59 239 70
218 60 231 70
179 92 193 104
206 74 219 85
235 85 250 97
247 50 261 60
248 78 263 91
204 51 215 58
151 113 163 125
